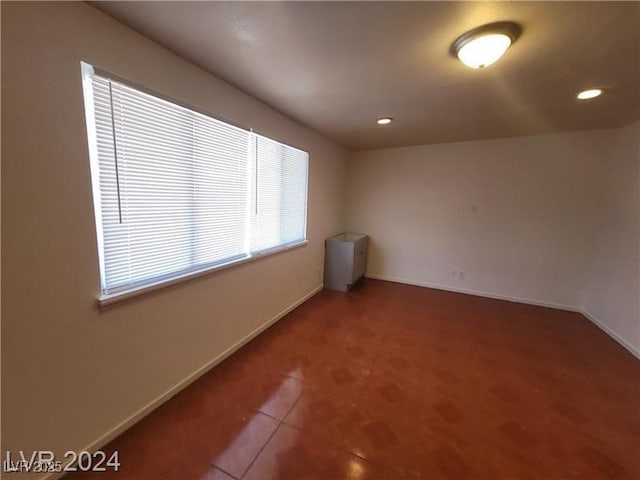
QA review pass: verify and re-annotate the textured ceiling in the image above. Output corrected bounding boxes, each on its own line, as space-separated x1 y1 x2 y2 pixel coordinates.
92 1 640 150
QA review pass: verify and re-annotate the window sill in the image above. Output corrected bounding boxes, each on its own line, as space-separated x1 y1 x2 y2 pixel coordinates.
97 240 309 309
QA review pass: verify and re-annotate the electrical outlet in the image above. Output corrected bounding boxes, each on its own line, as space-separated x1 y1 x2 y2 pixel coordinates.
471 204 478 215
458 271 466 280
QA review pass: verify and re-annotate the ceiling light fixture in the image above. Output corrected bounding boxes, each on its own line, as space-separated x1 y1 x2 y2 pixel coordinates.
451 22 521 69
576 88 603 100
377 117 393 125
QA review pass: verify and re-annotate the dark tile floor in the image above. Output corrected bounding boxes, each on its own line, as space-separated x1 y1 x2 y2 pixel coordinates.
67 279 640 479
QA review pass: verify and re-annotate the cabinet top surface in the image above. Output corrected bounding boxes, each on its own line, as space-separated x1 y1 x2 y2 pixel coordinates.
328 233 367 243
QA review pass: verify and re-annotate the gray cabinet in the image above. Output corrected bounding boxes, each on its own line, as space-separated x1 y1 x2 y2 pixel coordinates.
324 233 368 292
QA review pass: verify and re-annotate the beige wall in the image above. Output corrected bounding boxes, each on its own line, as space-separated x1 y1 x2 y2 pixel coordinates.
1 2 346 475
581 122 640 355
347 129 613 309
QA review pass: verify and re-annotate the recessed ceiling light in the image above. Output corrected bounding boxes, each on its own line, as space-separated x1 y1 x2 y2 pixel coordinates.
377 117 393 125
451 22 521 69
576 88 603 100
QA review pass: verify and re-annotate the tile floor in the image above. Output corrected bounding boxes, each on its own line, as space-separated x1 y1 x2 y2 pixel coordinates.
66 279 640 479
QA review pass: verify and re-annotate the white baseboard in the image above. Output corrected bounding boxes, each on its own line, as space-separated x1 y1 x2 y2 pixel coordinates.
366 273 640 360
43 284 324 480
365 273 580 312
580 309 640 359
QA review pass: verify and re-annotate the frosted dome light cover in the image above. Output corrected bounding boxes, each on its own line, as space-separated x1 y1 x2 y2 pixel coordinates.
451 22 522 69
457 33 512 68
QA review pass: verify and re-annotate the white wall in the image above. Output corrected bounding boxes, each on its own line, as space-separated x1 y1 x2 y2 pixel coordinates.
347 129 614 309
1 2 346 476
581 122 640 356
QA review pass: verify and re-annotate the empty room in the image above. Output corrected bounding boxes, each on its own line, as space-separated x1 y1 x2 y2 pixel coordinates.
2 1 639 479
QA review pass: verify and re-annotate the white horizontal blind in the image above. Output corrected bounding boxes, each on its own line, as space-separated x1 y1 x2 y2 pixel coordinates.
86 72 249 294
82 64 308 296
193 114 249 266
251 134 308 253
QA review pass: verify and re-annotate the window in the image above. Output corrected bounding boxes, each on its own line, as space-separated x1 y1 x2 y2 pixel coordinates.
81 63 308 300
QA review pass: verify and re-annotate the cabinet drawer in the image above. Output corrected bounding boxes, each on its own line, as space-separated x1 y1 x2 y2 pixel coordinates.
352 242 368 282
354 236 368 251
325 233 368 291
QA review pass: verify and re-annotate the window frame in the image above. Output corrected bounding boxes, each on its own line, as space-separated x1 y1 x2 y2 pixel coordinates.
81 63 309 308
